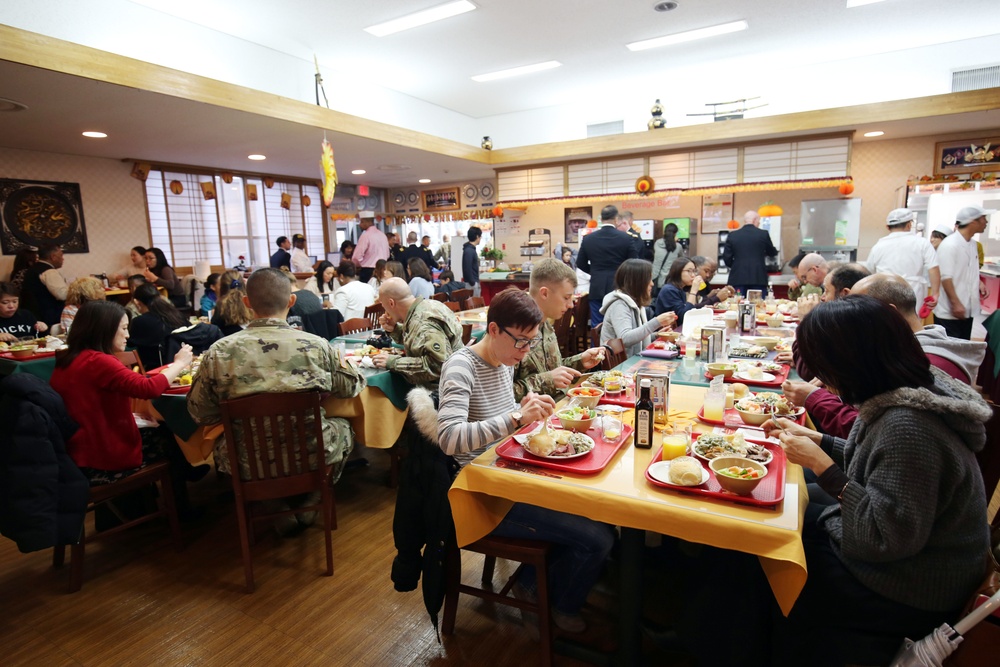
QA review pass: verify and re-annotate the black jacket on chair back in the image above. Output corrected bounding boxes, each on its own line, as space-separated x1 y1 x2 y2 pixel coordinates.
0 374 89 553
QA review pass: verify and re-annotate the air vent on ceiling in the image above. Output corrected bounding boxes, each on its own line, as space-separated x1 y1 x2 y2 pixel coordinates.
587 120 624 138
952 65 1000 92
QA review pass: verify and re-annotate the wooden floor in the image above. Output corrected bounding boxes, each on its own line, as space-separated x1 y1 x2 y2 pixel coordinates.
0 449 693 667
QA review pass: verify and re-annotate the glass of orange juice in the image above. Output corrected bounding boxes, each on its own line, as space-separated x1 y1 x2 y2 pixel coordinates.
662 424 691 460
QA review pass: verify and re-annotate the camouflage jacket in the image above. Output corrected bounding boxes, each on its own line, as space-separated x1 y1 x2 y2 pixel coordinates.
513 320 586 401
187 318 365 480
386 297 465 390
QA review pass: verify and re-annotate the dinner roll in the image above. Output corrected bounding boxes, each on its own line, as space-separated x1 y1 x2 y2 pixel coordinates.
527 431 557 457
669 456 704 486
731 383 750 399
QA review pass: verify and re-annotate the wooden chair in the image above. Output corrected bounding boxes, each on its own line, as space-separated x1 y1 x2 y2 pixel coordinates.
339 317 371 337
450 288 473 303
461 323 473 345
431 292 448 302
54 461 182 592
572 296 591 354
445 301 461 313
363 302 384 330
114 349 143 373
589 321 602 349
442 536 554 666
600 337 627 370
219 391 336 593
461 296 485 311
552 308 575 357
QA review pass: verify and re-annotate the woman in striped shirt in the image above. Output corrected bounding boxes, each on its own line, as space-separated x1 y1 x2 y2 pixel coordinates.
437 288 616 634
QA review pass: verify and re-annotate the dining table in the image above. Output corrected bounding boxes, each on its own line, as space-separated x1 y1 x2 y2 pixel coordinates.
447 374 808 665
0 351 57 382
456 306 488 326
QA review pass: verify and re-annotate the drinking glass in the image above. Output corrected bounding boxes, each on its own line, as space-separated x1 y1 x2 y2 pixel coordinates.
599 406 623 444
703 388 726 422
661 423 691 460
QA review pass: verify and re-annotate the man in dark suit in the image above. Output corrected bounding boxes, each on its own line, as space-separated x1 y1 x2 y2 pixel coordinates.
723 210 778 296
577 205 640 325
269 236 291 269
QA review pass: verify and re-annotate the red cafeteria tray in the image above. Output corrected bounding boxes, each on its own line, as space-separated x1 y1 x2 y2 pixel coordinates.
598 391 635 408
697 405 806 428
495 419 634 475
704 364 789 388
0 348 56 361
644 441 786 507
146 364 192 394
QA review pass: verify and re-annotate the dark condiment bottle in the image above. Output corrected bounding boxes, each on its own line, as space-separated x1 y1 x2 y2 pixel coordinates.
635 378 654 449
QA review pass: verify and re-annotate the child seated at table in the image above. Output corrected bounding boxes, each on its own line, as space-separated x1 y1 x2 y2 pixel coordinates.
0 281 48 342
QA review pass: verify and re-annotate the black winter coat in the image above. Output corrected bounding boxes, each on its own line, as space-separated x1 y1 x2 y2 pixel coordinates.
0 374 89 552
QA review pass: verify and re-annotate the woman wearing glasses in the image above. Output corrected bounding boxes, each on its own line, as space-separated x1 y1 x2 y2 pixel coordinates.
653 257 726 328
436 288 616 634
600 258 677 356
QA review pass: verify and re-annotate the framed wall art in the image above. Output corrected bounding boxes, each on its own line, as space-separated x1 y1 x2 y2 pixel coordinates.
0 179 89 255
934 137 1000 177
701 193 734 234
422 187 461 212
564 206 592 244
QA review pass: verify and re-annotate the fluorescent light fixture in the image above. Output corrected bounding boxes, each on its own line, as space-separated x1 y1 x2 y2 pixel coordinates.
365 1 475 37
626 20 748 51
418 178 432 184
81 131 107 138
247 154 266 160
351 169 367 175
846 0 886 8
863 130 884 137
472 60 562 82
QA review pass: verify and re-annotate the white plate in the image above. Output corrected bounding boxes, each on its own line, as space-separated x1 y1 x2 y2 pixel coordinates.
734 371 775 382
516 430 596 460
648 460 709 486
742 443 774 466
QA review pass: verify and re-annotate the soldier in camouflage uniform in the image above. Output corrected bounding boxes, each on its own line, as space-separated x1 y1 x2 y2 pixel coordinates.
372 277 464 390
513 259 606 400
188 268 365 483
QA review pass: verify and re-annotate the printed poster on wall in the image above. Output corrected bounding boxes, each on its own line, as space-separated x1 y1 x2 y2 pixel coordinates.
701 193 734 234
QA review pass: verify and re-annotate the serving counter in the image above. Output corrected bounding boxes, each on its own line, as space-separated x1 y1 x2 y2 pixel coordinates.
478 272 529 304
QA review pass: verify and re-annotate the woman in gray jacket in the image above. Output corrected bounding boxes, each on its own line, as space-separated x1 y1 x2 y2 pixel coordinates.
599 259 676 356
650 222 684 290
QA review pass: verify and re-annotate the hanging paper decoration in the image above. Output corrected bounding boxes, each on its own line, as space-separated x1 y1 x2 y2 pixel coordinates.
727 219 740 229
169 180 184 195
757 201 783 217
280 192 291 210
220 172 234 184
635 175 655 194
200 181 216 200
246 184 258 201
492 205 504 217
321 139 338 207
263 177 275 189
302 195 311 207
130 162 151 181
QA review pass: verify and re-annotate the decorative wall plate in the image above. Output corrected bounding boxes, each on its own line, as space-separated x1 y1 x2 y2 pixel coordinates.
463 184 479 202
406 190 419 205
479 183 495 201
393 192 406 208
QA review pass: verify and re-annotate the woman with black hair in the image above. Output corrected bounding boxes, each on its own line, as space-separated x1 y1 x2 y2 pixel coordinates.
142 247 186 307
130 283 221 370
304 260 337 299
340 239 355 261
651 222 683 290
599 258 676 356
652 257 704 327
757 295 991 666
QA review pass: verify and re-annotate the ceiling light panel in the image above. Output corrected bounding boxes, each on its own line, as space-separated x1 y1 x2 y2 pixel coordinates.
365 1 476 37
626 20 749 52
472 61 562 82
846 0 886 8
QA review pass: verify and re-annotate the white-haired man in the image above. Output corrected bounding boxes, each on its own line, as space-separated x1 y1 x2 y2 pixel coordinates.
722 210 777 296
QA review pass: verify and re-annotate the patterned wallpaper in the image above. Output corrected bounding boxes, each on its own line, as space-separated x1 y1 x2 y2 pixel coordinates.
0 146 149 283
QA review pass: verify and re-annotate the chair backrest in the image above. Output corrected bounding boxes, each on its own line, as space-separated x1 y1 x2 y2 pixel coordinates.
601 338 627 370
589 321 603 349
364 302 384 330
49 322 64 336
339 317 371 337
573 295 590 350
553 308 574 357
450 288 473 303
431 293 448 302
461 323 473 345
113 349 143 373
219 392 327 492
445 301 461 313
461 296 485 311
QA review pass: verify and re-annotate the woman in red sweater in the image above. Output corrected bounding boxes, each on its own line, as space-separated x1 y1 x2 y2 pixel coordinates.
50 300 193 484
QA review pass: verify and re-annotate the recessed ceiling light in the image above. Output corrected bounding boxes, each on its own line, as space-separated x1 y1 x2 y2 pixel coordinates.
863 130 885 137
0 97 28 112
248 154 266 160
351 169 367 175
418 178 432 184
82 131 107 138
365 0 476 37
626 20 748 51
846 0 886 8
653 1 678 11
472 60 562 82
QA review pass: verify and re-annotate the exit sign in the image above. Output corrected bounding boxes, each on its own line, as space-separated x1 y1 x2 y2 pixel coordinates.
357 185 369 196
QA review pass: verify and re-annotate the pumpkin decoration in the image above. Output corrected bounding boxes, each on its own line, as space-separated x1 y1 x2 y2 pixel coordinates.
169 180 183 195
757 201 783 217
635 175 655 194
727 219 741 229
220 172 234 184
838 182 855 196
302 195 311 207
587 220 598 228
263 177 275 189
492 205 504 218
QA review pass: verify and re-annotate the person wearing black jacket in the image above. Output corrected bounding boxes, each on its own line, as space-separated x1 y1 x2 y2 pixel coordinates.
269 236 291 269
722 210 778 296
129 283 221 369
20 244 68 326
462 226 482 294
577 205 639 326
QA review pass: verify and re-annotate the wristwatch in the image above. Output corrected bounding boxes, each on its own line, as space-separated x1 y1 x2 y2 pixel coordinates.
511 411 523 428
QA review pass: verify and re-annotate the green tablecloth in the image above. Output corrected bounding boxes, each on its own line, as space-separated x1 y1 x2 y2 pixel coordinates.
617 354 800 389
0 355 57 382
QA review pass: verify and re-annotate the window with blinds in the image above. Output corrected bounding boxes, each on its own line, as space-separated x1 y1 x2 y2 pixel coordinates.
145 170 324 269
648 149 740 189
568 158 645 195
742 137 850 182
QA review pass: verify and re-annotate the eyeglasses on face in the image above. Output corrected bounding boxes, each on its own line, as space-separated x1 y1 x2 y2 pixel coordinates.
682 268 697 274
502 327 542 350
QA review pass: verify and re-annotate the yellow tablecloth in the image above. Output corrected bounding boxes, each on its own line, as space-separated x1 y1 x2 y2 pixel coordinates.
448 383 809 615
141 383 408 465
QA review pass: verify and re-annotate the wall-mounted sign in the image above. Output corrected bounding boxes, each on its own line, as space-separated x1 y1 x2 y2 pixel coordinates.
423 187 461 212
